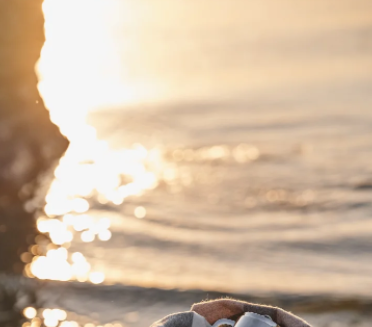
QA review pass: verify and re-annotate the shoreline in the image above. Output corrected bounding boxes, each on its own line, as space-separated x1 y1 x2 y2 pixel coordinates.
1 276 371 327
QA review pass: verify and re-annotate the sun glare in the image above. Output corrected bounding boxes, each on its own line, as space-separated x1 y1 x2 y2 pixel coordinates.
31 0 263 285
22 306 115 327
29 0 165 283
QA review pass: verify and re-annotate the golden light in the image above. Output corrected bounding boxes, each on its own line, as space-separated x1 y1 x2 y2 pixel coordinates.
47 248 68 260
52 309 67 321
20 252 33 263
232 144 260 163
72 215 93 232
207 145 229 160
44 318 59 327
81 231 95 243
27 0 172 284
98 229 112 241
72 199 90 214
31 255 72 281
72 260 91 278
23 307 37 319
60 322 75 327
134 206 146 219
31 317 42 326
62 214 75 225
71 252 85 263
42 309 52 319
49 230 73 245
89 272 105 284
96 218 111 230
37 218 49 233
76 275 88 283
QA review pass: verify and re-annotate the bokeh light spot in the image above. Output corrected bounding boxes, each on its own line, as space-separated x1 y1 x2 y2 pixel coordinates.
134 206 146 219
23 307 37 319
89 271 105 284
98 229 112 241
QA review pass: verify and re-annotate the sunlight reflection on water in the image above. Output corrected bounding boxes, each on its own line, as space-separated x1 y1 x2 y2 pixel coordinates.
19 0 372 308
27 0 164 283
27 0 318 289
22 306 124 327
26 134 162 282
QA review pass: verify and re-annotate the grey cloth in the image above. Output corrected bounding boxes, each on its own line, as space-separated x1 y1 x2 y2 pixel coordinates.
151 312 208 327
151 311 196 327
150 299 312 327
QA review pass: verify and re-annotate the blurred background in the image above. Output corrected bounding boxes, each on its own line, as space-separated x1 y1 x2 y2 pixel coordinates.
1 0 372 326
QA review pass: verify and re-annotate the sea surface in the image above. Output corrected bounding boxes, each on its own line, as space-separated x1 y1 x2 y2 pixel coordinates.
32 0 372 299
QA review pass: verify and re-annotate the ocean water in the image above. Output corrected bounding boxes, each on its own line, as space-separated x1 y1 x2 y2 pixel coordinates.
32 0 372 298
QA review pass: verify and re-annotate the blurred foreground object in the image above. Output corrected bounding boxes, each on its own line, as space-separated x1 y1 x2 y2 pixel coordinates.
0 1 68 324
151 299 311 327
0 0 68 274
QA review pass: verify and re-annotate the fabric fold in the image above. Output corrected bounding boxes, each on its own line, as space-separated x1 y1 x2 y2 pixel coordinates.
150 299 312 327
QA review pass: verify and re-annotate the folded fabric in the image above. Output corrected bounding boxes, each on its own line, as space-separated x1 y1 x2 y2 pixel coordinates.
150 299 311 327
